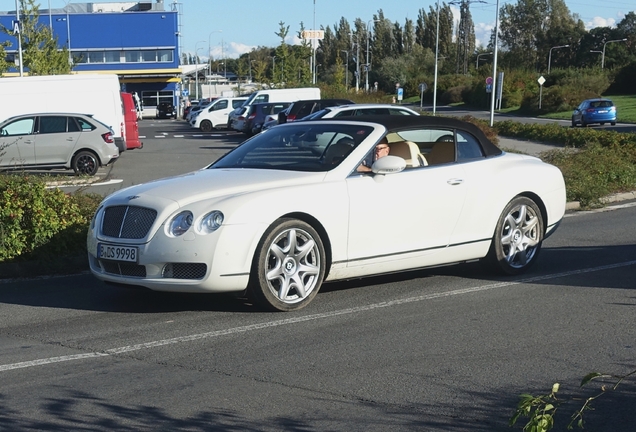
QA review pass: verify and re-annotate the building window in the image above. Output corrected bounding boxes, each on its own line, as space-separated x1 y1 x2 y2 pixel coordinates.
125 51 141 63
140 50 156 62
158 50 173 62
73 49 172 64
141 90 174 108
88 51 104 63
104 51 121 63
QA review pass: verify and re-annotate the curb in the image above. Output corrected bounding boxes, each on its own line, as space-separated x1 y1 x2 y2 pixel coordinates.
565 191 636 211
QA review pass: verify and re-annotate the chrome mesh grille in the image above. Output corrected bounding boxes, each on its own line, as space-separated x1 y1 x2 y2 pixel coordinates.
163 263 207 280
100 260 147 277
102 205 157 239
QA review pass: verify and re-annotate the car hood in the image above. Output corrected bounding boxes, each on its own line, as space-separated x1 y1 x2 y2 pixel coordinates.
106 168 324 208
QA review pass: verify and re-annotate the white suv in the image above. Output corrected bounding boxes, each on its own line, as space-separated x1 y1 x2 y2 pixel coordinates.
191 97 247 131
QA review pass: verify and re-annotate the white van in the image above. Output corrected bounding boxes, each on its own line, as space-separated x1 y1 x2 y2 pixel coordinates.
0 74 127 152
242 88 321 108
191 97 248 131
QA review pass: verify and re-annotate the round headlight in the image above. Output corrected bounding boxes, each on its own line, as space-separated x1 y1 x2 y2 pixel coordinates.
168 211 193 237
198 210 224 234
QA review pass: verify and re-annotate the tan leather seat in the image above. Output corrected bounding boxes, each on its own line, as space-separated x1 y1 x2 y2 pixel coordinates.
427 139 455 165
389 141 427 167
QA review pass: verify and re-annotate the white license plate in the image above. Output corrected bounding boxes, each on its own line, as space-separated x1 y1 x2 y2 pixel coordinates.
98 243 138 262
597 110 608 113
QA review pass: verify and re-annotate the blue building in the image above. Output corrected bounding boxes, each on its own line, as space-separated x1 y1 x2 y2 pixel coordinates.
0 1 182 114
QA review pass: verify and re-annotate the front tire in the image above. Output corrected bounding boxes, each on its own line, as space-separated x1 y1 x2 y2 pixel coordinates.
488 196 544 275
72 150 99 176
249 219 326 311
200 120 213 132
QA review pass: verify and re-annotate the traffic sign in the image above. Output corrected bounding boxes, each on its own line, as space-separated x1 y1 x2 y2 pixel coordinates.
419 83 427 92
486 76 493 85
538 76 546 86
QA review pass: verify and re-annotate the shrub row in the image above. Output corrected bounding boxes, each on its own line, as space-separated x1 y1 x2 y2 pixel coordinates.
493 120 636 148
1 121 635 267
490 120 636 207
0 175 102 262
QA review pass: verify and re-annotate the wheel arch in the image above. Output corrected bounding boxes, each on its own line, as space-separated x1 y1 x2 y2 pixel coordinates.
71 148 101 166
277 211 333 277
516 191 548 235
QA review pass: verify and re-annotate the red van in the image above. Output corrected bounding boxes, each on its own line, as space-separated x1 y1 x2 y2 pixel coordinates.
121 92 143 149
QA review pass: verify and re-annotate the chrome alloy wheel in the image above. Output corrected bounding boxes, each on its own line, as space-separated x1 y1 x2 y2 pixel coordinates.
265 227 321 305
499 202 540 269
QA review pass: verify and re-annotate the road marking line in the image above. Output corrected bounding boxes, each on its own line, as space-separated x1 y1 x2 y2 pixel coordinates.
1 259 635 373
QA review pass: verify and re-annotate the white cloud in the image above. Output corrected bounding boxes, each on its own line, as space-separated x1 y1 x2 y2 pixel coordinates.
474 22 494 48
585 16 617 29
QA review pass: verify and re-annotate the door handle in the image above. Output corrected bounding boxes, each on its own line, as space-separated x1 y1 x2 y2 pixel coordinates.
67 137 75 141
447 178 464 185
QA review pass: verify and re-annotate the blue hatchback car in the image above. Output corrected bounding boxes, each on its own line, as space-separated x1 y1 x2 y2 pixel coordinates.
571 98 616 127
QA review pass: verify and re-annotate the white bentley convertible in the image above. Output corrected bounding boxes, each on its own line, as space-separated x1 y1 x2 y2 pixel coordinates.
87 116 566 311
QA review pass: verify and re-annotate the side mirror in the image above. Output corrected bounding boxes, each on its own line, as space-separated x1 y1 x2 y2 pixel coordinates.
372 155 406 174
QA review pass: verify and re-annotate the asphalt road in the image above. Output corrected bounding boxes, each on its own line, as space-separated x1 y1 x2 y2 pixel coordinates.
1 119 636 431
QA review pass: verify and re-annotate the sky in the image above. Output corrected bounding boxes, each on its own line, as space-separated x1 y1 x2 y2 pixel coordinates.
1 0 634 59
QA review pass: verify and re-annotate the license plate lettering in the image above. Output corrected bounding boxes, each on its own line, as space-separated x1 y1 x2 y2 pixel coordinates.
98 244 137 262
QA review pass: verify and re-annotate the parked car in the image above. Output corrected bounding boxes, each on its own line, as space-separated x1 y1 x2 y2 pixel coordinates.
241 102 291 135
304 104 420 120
121 92 143 149
571 98 617 127
278 99 354 123
0 113 119 176
87 115 566 311
191 97 248 131
228 106 249 131
156 102 176 119
182 100 198 120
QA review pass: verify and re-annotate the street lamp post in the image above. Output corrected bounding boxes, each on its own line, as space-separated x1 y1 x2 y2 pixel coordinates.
433 0 440 115
476 52 492 69
589 50 602 66
312 0 317 84
488 0 500 127
15 0 24 76
208 30 222 83
548 44 569 74
271 56 277 84
602 38 627 69
61 0 72 66
365 19 380 92
341 50 349 90
195 40 206 100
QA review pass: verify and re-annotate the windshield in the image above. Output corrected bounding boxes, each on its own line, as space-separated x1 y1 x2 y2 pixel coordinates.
210 123 374 172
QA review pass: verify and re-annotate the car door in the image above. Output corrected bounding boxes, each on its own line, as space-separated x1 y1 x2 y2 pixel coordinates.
209 99 229 127
346 158 467 268
35 115 81 165
0 116 36 168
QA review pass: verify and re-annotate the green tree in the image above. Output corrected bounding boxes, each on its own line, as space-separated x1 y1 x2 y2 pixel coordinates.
455 0 476 75
0 0 71 75
498 0 582 72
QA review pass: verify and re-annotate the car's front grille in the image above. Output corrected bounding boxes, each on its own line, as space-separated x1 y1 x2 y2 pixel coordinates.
162 263 207 280
102 205 157 239
100 260 147 277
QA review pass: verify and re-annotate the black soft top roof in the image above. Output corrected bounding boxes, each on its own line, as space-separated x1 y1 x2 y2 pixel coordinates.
328 114 503 157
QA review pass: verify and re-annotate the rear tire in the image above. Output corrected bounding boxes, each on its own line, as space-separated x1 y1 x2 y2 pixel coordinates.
487 196 544 275
248 218 326 312
72 150 99 176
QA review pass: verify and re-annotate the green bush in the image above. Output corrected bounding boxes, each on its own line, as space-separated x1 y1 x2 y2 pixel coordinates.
493 121 636 207
493 121 636 148
0 175 102 262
